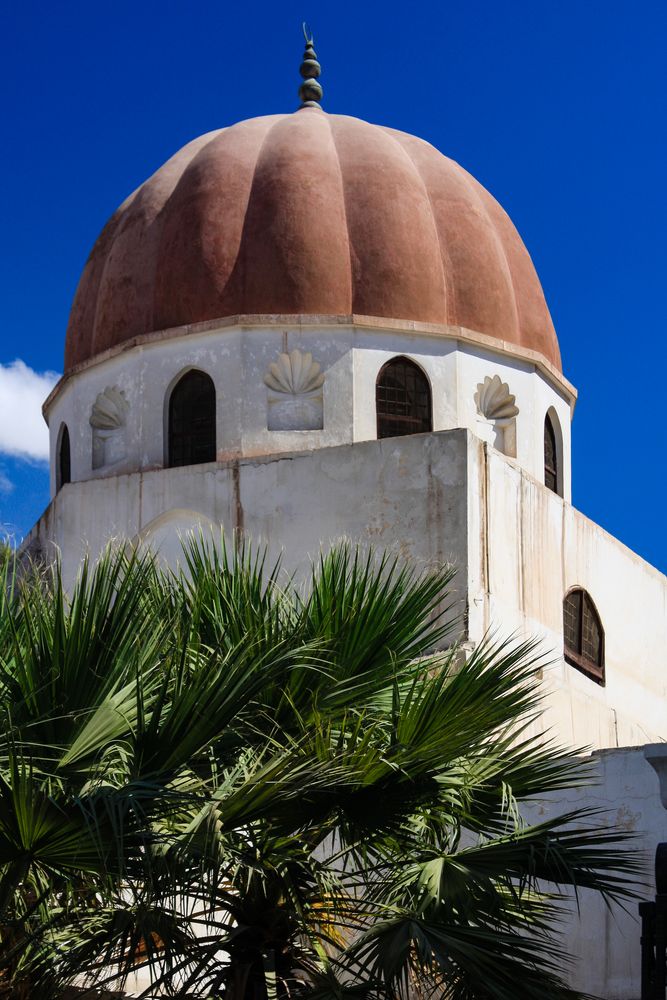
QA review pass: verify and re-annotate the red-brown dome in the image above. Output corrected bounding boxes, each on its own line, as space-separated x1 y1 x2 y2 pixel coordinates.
65 109 561 371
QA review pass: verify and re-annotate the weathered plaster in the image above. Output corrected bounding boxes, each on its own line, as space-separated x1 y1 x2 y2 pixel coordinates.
44 323 573 502
532 747 667 999
26 430 667 752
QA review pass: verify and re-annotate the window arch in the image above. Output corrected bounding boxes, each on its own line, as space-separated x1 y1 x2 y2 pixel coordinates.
56 424 71 491
563 588 605 684
544 411 561 496
376 357 432 439
167 370 216 468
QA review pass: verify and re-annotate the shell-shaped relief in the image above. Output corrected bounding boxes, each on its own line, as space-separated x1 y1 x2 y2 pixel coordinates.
90 386 129 470
474 375 519 421
89 386 129 429
263 350 325 396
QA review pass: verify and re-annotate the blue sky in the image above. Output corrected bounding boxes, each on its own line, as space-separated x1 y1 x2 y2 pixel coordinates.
1 0 666 570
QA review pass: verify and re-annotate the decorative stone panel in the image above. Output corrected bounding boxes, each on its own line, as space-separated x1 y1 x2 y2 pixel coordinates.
474 374 519 420
90 386 129 469
474 375 518 457
263 349 324 431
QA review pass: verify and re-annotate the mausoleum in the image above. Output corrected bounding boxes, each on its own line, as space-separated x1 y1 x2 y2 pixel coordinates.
24 35 667 998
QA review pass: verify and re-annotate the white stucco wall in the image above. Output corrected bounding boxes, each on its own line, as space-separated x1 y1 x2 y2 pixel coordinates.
26 429 667 752
478 448 667 748
533 746 667 1000
25 422 667 999
69 747 667 999
45 321 573 502
32 430 471 606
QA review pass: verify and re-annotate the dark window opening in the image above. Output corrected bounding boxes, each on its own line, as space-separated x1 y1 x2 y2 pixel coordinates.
57 425 71 490
168 371 216 468
563 588 605 684
376 357 432 439
544 414 558 493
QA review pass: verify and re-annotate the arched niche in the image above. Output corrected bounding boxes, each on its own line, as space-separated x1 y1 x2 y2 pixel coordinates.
165 369 216 468
544 407 563 497
56 423 71 491
132 508 219 570
375 356 433 439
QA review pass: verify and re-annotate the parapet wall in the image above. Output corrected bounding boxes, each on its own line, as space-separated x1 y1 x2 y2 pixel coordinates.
25 430 667 750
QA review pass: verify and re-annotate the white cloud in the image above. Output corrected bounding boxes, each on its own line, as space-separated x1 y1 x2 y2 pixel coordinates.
0 470 14 494
0 360 60 462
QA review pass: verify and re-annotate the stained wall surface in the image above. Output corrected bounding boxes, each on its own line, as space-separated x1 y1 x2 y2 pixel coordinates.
479 449 667 747
24 429 667 998
532 746 666 1000
59 747 667 998
45 322 573 501
26 429 667 750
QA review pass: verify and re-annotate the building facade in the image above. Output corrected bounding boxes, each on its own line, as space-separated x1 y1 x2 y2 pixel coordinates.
24 55 667 998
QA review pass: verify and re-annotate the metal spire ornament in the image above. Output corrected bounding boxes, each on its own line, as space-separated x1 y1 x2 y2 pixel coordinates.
298 23 323 108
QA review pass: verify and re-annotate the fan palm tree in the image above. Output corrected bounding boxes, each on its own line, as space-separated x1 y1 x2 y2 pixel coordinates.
0 536 641 1000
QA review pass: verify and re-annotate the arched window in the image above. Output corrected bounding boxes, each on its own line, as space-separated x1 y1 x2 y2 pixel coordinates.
376 357 432 439
56 424 71 491
563 588 605 683
167 371 216 468
544 413 559 494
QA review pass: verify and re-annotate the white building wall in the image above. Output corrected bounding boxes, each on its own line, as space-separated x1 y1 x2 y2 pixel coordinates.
62 746 667 1000
454 346 572 499
27 423 667 999
480 448 667 748
45 322 574 501
35 430 471 596
29 429 667 751
533 746 665 1000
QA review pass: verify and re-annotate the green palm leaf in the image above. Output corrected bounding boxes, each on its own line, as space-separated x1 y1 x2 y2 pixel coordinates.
0 535 643 1000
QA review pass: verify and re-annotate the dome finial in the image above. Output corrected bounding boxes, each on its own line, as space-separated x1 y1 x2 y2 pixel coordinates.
298 23 323 109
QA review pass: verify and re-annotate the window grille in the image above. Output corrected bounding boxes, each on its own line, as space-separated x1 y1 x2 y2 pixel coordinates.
544 414 558 493
168 371 216 468
563 588 605 683
376 357 432 439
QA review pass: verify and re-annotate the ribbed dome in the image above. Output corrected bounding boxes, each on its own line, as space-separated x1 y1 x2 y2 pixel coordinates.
65 109 561 372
